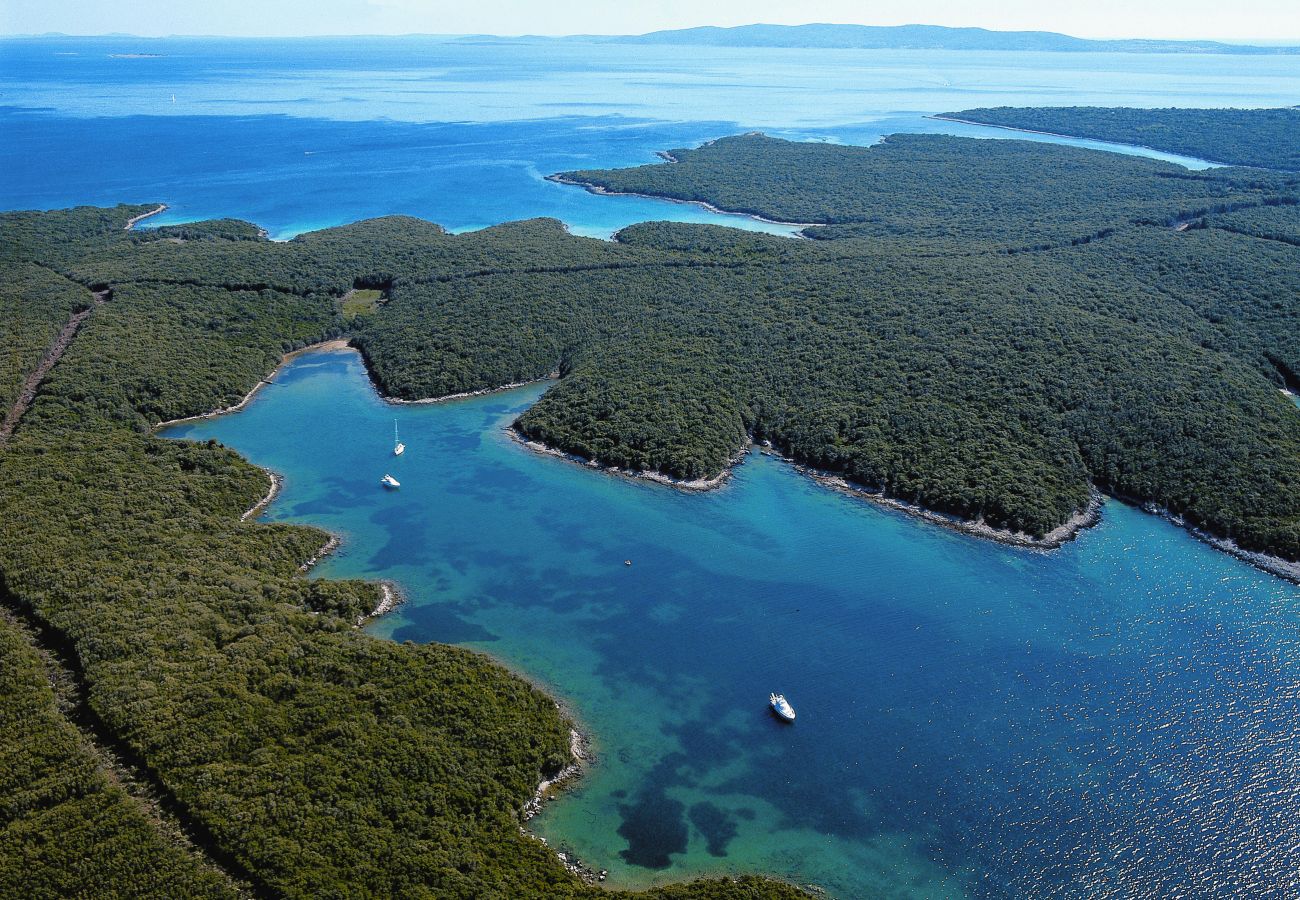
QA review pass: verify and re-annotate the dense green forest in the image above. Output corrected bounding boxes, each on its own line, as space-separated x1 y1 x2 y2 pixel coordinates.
0 612 240 898
556 132 1298 249
0 206 805 898
2 122 1299 896
942 106 1300 171
523 134 1299 553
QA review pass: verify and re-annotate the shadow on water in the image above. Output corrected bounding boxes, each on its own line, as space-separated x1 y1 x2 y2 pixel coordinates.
163 350 1300 899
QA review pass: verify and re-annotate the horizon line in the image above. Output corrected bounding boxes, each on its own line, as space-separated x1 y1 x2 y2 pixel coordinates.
3 23 1299 46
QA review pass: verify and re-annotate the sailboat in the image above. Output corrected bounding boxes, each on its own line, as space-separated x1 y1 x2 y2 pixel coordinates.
393 420 405 456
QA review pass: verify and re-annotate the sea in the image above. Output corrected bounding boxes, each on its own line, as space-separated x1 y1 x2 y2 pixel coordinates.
8 34 1300 898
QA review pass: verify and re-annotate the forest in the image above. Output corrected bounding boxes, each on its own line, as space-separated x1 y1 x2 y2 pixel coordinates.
0 207 804 898
1 118 1298 896
942 106 1300 171
556 132 1299 249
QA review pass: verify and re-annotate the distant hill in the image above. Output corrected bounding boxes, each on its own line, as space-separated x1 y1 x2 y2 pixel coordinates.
545 23 1299 55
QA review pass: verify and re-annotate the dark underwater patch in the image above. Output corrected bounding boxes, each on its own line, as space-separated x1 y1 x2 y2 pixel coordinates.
390 600 498 644
689 801 738 857
617 791 688 869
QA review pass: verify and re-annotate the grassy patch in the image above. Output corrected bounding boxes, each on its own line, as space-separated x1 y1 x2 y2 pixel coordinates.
341 288 384 318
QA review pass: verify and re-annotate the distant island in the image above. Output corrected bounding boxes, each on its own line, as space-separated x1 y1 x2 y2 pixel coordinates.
459 23 1300 55
16 26 1298 55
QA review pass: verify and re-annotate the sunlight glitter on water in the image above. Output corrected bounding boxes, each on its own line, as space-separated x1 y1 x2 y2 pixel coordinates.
165 350 1300 898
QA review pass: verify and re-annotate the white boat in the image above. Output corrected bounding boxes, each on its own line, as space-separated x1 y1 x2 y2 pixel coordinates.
380 474 400 489
393 420 405 456
769 692 796 722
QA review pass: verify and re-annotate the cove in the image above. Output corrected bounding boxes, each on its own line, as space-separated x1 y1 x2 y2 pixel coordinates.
163 347 1300 898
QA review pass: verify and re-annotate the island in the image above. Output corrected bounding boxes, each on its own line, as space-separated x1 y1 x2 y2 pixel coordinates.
471 23 1300 55
938 105 1300 171
1 110 1298 896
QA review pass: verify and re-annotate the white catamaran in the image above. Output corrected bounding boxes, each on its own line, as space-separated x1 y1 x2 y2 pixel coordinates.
769 692 796 722
393 420 405 456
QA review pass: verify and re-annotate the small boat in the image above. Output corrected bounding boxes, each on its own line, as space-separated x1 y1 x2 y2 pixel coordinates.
769 692 796 722
381 474 400 489
393 420 405 456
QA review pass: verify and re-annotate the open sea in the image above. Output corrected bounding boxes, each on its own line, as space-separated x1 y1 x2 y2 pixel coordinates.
6 36 1300 236
9 34 1300 897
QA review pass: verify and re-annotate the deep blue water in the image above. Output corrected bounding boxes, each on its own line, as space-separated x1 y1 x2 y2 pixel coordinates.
165 350 1300 898
5 36 1300 237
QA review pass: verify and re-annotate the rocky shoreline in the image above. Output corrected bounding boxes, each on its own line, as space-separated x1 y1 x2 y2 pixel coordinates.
384 371 559 406
521 728 609 884
154 339 353 429
510 427 749 492
298 535 341 573
357 581 406 626
508 425 1300 579
545 173 820 234
1140 504 1300 584
241 469 283 522
791 455 1105 550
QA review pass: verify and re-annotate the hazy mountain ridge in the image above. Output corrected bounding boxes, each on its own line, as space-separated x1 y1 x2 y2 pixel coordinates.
459 23 1298 54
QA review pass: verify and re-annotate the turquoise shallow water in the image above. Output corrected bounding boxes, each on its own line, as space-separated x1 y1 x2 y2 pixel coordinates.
165 349 1300 898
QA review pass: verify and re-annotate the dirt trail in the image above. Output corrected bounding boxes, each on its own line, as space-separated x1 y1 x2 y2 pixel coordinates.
0 288 110 448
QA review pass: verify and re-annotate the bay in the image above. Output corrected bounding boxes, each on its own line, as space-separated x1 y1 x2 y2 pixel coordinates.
165 349 1300 898
19 34 1300 895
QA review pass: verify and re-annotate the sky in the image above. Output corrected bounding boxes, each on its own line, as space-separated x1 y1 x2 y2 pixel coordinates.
3 0 1299 42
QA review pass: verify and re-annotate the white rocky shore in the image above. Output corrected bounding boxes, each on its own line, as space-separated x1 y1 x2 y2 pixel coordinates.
521 728 607 883
511 428 750 492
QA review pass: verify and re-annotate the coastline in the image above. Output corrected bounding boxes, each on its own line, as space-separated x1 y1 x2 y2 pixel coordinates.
384 371 559 406
545 173 820 234
298 534 341 573
510 426 749 492
506 420 1300 579
167 338 1300 583
1137 504 1300 585
925 115 1228 168
361 581 405 625
124 204 167 231
153 339 352 429
241 469 282 522
507 423 1102 548
523 728 590 823
782 450 1105 550
148 340 1300 891
1194 530 1300 584
522 730 605 884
